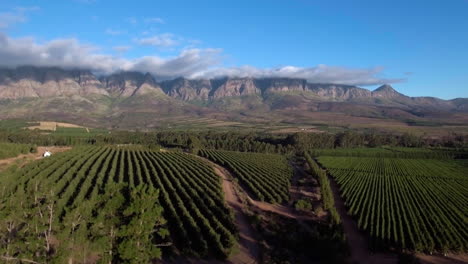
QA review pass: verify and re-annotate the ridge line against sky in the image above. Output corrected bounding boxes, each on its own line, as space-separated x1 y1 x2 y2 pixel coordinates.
0 0 467 99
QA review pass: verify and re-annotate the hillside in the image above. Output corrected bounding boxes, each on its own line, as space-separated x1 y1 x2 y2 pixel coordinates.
0 66 467 134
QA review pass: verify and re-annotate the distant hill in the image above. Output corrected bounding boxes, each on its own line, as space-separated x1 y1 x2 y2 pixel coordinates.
0 66 467 133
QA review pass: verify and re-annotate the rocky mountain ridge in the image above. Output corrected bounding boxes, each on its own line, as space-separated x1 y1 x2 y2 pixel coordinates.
0 66 465 112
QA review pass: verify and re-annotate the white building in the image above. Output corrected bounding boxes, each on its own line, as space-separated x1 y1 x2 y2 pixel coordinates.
43 151 52 157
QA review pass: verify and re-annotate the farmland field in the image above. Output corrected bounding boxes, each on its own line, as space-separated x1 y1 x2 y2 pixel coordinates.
0 147 237 262
199 149 292 203
27 121 85 131
318 155 468 252
310 147 468 159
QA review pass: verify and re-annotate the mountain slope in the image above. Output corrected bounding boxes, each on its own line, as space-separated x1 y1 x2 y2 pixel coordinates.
0 66 467 132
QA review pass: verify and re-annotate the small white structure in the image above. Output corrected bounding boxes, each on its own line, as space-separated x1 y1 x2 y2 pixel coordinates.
43 151 52 158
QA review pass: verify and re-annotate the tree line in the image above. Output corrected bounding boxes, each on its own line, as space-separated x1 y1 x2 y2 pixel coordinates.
0 128 467 154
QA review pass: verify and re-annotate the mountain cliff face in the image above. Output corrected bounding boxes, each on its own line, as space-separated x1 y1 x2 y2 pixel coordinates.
256 78 307 93
161 78 211 101
100 72 164 97
0 66 465 114
0 66 108 98
307 83 372 99
211 78 260 98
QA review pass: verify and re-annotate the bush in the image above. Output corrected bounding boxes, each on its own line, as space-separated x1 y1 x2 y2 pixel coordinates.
294 199 312 211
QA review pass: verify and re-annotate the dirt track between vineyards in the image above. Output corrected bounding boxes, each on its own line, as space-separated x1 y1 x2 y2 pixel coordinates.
193 156 261 264
194 155 322 264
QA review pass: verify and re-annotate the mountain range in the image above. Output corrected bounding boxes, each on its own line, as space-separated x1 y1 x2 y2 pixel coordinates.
0 66 467 133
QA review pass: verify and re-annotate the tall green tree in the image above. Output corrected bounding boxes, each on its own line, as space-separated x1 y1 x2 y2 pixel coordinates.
90 183 126 264
117 185 169 263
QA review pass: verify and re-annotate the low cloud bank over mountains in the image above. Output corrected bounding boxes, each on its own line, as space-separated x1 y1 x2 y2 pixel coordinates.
0 33 401 86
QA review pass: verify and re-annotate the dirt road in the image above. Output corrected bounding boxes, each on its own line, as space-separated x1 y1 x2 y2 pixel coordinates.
196 157 261 264
217 168 261 264
194 154 327 264
416 253 468 264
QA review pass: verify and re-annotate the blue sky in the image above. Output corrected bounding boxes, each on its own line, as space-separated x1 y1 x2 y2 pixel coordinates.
0 0 467 99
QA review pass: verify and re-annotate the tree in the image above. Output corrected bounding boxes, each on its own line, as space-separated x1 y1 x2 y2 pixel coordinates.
117 185 169 263
0 186 58 263
90 183 126 264
0 196 26 261
187 136 202 154
55 200 95 264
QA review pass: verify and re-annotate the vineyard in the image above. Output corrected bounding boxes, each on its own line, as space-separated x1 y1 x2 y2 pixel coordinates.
0 147 237 262
199 150 292 203
310 147 468 159
318 156 468 252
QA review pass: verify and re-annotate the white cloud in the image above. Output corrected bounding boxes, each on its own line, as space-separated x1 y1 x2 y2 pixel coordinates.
129 48 223 79
0 32 402 85
0 6 39 28
192 65 403 86
112 46 131 53
135 33 179 48
105 28 125 36
145 17 165 24
0 33 221 79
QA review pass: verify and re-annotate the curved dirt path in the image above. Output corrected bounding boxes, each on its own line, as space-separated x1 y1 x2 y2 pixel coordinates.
243 194 316 222
196 156 261 264
416 253 468 264
194 154 330 263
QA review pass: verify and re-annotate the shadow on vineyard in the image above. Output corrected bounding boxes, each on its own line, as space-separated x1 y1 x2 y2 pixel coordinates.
246 211 349 264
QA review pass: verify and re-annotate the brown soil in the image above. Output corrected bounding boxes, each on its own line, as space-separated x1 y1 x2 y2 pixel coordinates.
27 121 85 131
416 253 468 264
0 146 72 171
217 168 261 264
196 156 261 264
192 155 328 263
